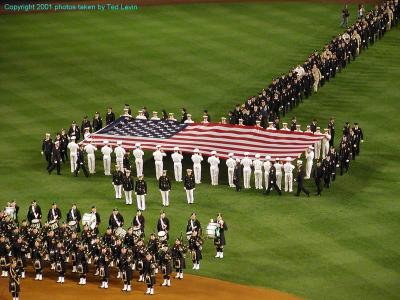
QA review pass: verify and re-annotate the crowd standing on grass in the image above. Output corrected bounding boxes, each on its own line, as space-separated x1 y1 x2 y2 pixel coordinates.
0 200 227 299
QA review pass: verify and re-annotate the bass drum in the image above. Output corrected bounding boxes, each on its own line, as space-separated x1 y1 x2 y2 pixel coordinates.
115 227 127 239
206 222 218 238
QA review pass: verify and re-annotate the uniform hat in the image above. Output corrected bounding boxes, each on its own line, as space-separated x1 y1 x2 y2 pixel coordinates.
211 150 217 155
282 122 288 125
187 114 192 117
265 155 271 160
193 148 199 153
255 154 260 158
152 111 158 114
71 136 76 140
324 128 329 131
297 160 303 165
135 143 141 147
45 133 50 136
308 145 314 149
228 153 234 157
285 157 292 161
156 145 161 148
316 126 321 130
95 111 99 114
235 158 240 163
275 158 280 161
244 152 249 156
103 140 109 144
113 208 118 211
117 141 122 145
173 146 179 151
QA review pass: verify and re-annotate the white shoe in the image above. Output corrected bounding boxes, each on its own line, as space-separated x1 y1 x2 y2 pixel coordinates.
162 279 167 286
127 285 131 292
72 266 77 273
94 270 99 276
61 277 65 283
150 288 154 295
196 264 200 270
167 279 171 287
21 272 25 279
180 272 183 279
35 274 39 281
39 274 43 280
146 288 150 294
192 264 196 269
104 282 108 289
79 278 83 285
83 278 87 285
175 274 180 279
122 284 127 291
4 271 8 277
117 271 121 278
215 252 220 258
57 277 61 283
220 252 224 258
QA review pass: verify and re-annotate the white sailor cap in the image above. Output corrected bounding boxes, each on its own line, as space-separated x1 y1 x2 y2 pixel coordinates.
283 122 288 126
297 160 303 165
45 133 51 136
187 114 192 117
135 143 141 147
103 140 109 144
235 158 240 163
308 145 314 149
324 128 329 131
316 126 321 130
265 155 271 160
117 141 122 145
244 152 249 156
71 136 76 140
285 157 292 161
255 154 260 158
193 148 199 153
173 146 179 151
87 138 92 142
211 150 217 155
156 145 161 148
228 153 234 157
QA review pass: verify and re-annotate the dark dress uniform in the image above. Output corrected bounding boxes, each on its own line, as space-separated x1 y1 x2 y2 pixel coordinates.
188 235 203 265
172 243 186 276
159 249 173 281
113 170 124 185
109 213 124 230
157 217 170 240
135 179 147 195
352 126 363 155
60 134 69 162
8 265 20 299
184 174 195 190
159 175 171 191
0 240 9 274
55 246 67 277
42 138 53 169
31 245 43 276
66 208 82 232
68 125 80 141
265 165 282 195
48 146 62 175
328 121 335 147
122 174 134 191
27 205 42 223
80 119 92 134
106 111 115 125
47 207 62 222
339 140 351 175
120 252 132 288
143 257 157 290
74 148 89 177
186 219 201 235
98 252 110 285
133 214 145 233
233 163 242 191
76 248 89 281
295 166 310 196
92 116 103 132
214 221 228 254
313 164 324 196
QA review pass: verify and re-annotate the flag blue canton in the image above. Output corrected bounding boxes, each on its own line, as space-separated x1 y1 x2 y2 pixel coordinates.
97 117 188 139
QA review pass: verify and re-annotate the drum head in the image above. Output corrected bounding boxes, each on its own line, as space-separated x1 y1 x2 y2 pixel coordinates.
32 219 39 224
158 231 166 238
68 221 77 226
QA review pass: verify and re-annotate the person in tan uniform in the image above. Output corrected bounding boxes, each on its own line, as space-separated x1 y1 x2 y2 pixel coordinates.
312 64 323 93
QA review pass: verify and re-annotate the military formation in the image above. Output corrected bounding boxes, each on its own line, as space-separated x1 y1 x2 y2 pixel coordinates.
0 201 227 299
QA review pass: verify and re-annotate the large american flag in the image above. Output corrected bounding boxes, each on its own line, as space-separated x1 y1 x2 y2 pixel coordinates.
83 116 323 160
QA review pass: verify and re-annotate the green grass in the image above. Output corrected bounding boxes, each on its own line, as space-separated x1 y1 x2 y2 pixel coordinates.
1 3 400 300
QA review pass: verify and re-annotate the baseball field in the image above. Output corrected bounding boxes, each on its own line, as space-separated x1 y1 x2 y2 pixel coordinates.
0 1 400 299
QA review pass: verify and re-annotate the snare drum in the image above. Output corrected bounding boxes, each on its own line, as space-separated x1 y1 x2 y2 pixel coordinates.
186 231 192 240
82 213 96 230
31 219 41 229
49 220 59 231
115 227 127 239
132 226 142 237
157 231 167 242
4 206 15 218
206 222 218 238
68 221 77 232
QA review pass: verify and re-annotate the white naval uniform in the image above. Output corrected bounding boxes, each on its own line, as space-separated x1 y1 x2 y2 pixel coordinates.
305 151 314 179
153 150 166 180
226 158 236 187
67 141 79 173
101 145 113 175
114 146 126 170
283 162 295 192
253 159 263 189
133 148 145 177
321 133 331 159
241 157 253 189
314 132 322 160
263 161 271 190
84 144 97 174
171 152 183 182
274 162 283 190
191 154 203 184
207 156 220 185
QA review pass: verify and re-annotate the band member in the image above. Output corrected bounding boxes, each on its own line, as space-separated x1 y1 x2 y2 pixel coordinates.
55 242 67 284
135 239 146 282
123 152 131 171
186 212 201 235
112 164 124 200
133 143 145 177
188 230 203 270
241 152 252 189
98 247 110 289
214 213 228 258
157 211 170 240
11 236 27 279
352 122 364 155
339 136 351 175
66 204 82 232
48 141 62 175
191 149 203 184
253 154 263 189
184 169 196 204
208 151 220 185
84 139 97 174
114 141 126 171
172 238 186 279
171 147 183 182
74 144 89 177
67 135 79 173
47 202 62 222
123 169 134 205
265 164 282 195
41 132 53 169
27 200 42 224
274 158 283 190
101 140 113 176
159 170 172 207
160 243 172 287
76 244 88 285
109 208 124 230
321 128 331 159
233 159 242 192
135 175 147 211
305 146 315 179
0 235 10 277
90 206 101 234
133 210 145 234
8 260 21 300
313 160 324 196
105 107 115 125
226 153 236 188
120 247 132 292
283 157 295 192
153 145 167 180
143 252 156 295
32 240 43 281
295 161 310 197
